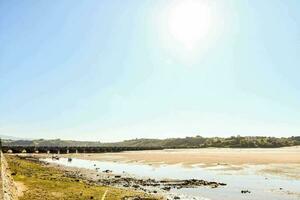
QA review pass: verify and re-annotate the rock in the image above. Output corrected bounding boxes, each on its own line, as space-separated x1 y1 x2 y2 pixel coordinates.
132 184 140 189
162 186 171 191
103 169 112 173
241 190 251 194
121 196 158 200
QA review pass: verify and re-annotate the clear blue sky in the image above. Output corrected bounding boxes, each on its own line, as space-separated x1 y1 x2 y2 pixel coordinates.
1 0 299 141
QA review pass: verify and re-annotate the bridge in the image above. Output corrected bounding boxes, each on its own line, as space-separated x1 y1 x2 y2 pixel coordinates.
0 145 163 154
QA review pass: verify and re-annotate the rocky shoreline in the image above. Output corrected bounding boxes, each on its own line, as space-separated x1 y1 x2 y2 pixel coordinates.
40 156 227 199
13 154 300 200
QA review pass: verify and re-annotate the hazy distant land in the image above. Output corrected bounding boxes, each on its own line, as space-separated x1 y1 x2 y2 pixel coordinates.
2 135 300 148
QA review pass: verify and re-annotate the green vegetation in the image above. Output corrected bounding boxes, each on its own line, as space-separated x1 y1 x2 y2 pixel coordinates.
6 155 158 200
3 136 300 148
104 136 300 148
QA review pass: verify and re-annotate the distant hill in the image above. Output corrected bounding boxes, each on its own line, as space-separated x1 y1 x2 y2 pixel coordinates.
103 136 300 148
0 134 31 140
2 136 300 148
2 138 102 147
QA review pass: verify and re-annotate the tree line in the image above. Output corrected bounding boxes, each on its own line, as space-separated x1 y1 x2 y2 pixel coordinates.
2 136 300 149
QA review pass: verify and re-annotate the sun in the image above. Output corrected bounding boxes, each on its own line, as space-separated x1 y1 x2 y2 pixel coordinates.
168 0 212 49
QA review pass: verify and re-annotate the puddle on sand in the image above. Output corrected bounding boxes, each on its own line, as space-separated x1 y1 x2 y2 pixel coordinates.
42 158 300 200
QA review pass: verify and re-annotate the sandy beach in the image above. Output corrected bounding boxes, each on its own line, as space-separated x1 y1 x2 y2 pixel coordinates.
46 146 299 181
31 147 300 200
64 146 300 165
37 147 300 200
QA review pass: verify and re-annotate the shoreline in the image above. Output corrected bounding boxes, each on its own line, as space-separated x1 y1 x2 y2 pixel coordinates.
27 148 300 200
53 146 300 165
45 147 300 181
41 157 228 200
38 153 300 200
6 155 164 200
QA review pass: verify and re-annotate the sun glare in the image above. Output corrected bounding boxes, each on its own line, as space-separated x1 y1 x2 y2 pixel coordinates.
168 0 212 50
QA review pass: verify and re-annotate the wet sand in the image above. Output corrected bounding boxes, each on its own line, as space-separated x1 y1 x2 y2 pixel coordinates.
40 154 300 200
64 146 300 165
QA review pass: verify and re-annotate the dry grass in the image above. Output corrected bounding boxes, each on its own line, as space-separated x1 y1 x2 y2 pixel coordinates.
6 155 159 200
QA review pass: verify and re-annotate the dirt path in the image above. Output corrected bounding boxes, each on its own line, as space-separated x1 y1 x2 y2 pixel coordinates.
15 182 27 197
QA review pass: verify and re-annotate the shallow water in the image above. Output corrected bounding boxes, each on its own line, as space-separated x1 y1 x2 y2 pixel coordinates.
42 157 300 200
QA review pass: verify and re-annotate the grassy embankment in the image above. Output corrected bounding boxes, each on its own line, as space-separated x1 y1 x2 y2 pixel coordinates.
6 155 159 200
0 160 2 199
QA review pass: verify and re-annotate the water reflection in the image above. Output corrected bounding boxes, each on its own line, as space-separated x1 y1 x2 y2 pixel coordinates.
42 158 300 200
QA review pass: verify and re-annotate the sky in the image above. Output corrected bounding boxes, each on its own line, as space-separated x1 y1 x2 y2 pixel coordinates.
0 0 300 141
